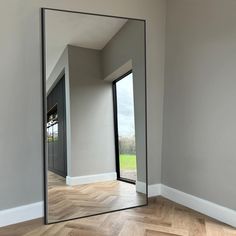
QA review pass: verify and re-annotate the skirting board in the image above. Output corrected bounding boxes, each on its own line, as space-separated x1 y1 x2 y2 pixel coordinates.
0 201 43 227
161 185 236 228
1 184 235 228
66 172 117 186
136 181 161 197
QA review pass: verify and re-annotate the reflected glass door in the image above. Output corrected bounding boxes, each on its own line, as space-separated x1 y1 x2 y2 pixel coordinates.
114 71 137 183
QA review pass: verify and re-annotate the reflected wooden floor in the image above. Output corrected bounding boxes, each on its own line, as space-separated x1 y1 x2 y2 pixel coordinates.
48 171 146 222
1 197 235 236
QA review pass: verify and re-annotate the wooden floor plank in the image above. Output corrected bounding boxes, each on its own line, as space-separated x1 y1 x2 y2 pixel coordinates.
0 197 235 236
47 171 146 222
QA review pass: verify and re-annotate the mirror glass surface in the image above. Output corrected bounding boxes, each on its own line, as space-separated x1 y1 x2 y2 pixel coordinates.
43 8 147 223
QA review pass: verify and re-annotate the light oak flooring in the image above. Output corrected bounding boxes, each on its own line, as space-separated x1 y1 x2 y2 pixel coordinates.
1 197 235 236
47 171 146 223
120 170 137 181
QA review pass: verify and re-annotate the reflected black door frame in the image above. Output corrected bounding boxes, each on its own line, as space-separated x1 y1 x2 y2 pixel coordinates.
112 70 136 185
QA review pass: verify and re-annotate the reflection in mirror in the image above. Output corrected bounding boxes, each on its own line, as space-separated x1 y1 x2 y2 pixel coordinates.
43 8 147 224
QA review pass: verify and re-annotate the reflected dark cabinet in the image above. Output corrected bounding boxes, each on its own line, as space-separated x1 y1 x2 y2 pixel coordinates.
47 76 67 177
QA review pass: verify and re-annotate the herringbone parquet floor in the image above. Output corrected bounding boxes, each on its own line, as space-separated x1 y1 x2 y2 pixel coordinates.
47 171 146 222
1 197 235 236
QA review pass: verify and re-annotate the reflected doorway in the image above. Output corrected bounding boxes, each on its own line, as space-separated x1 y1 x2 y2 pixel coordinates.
113 71 137 183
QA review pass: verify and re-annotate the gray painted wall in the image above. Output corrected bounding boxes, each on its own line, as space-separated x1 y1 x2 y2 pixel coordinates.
46 46 69 94
68 45 116 177
46 46 72 177
46 21 147 182
46 45 116 177
0 0 166 210
102 20 146 183
1 0 236 214
162 0 236 210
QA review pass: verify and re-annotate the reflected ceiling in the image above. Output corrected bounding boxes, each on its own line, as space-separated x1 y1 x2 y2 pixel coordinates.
45 10 127 78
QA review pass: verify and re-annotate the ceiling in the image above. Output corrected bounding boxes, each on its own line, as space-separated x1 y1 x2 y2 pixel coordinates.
45 10 127 78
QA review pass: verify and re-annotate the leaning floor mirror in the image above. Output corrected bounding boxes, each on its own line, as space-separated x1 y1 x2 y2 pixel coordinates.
41 8 147 224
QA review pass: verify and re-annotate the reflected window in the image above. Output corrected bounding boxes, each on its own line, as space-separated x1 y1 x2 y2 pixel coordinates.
47 107 58 143
113 71 137 183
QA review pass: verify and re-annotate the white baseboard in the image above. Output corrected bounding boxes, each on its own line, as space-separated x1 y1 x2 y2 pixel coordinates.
136 182 161 197
1 184 235 228
136 181 147 194
66 172 117 186
161 185 236 228
148 184 161 197
0 201 43 228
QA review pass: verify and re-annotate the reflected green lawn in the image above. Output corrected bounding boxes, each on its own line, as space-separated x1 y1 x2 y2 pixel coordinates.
119 154 136 170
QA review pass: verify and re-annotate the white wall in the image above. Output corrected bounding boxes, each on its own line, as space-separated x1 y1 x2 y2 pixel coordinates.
0 0 166 210
162 0 236 210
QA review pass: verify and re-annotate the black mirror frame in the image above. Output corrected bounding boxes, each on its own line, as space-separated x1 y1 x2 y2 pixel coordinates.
41 7 148 225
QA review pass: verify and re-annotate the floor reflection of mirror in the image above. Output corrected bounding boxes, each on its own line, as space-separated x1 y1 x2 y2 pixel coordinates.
48 171 146 222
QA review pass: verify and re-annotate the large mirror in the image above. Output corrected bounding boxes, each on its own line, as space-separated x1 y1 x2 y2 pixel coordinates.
42 8 147 224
